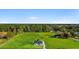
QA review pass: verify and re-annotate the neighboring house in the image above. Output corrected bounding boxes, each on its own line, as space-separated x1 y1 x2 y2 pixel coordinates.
74 32 79 35
50 30 53 32
53 34 62 38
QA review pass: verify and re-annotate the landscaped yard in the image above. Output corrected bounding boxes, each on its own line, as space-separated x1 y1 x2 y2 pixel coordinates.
0 32 79 49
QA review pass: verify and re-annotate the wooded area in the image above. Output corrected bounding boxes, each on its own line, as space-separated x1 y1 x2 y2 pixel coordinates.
0 24 79 39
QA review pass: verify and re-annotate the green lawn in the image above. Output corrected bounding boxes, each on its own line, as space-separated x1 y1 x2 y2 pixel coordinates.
0 32 79 49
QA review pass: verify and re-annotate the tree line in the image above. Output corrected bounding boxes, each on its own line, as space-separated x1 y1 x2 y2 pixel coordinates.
0 24 79 38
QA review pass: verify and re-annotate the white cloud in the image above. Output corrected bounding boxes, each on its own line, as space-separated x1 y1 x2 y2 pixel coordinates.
50 16 79 24
28 16 39 20
0 21 10 24
0 16 79 24
17 17 79 24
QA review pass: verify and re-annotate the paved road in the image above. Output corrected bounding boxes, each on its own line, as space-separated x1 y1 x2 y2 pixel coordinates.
42 41 46 49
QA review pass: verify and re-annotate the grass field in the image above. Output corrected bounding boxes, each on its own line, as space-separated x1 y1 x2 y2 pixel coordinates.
0 32 79 49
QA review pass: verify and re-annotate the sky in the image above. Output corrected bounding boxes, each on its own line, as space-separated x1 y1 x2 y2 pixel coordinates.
0 9 79 24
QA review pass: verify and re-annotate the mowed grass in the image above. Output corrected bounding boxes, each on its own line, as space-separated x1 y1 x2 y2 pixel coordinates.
0 32 79 49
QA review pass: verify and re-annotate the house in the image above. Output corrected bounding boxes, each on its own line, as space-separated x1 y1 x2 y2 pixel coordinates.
34 39 46 49
34 39 43 46
74 32 79 35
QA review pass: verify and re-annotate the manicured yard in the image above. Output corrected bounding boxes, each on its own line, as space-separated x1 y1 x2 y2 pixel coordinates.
0 32 79 49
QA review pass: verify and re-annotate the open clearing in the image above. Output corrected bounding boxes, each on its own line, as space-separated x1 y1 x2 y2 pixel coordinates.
0 32 79 49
